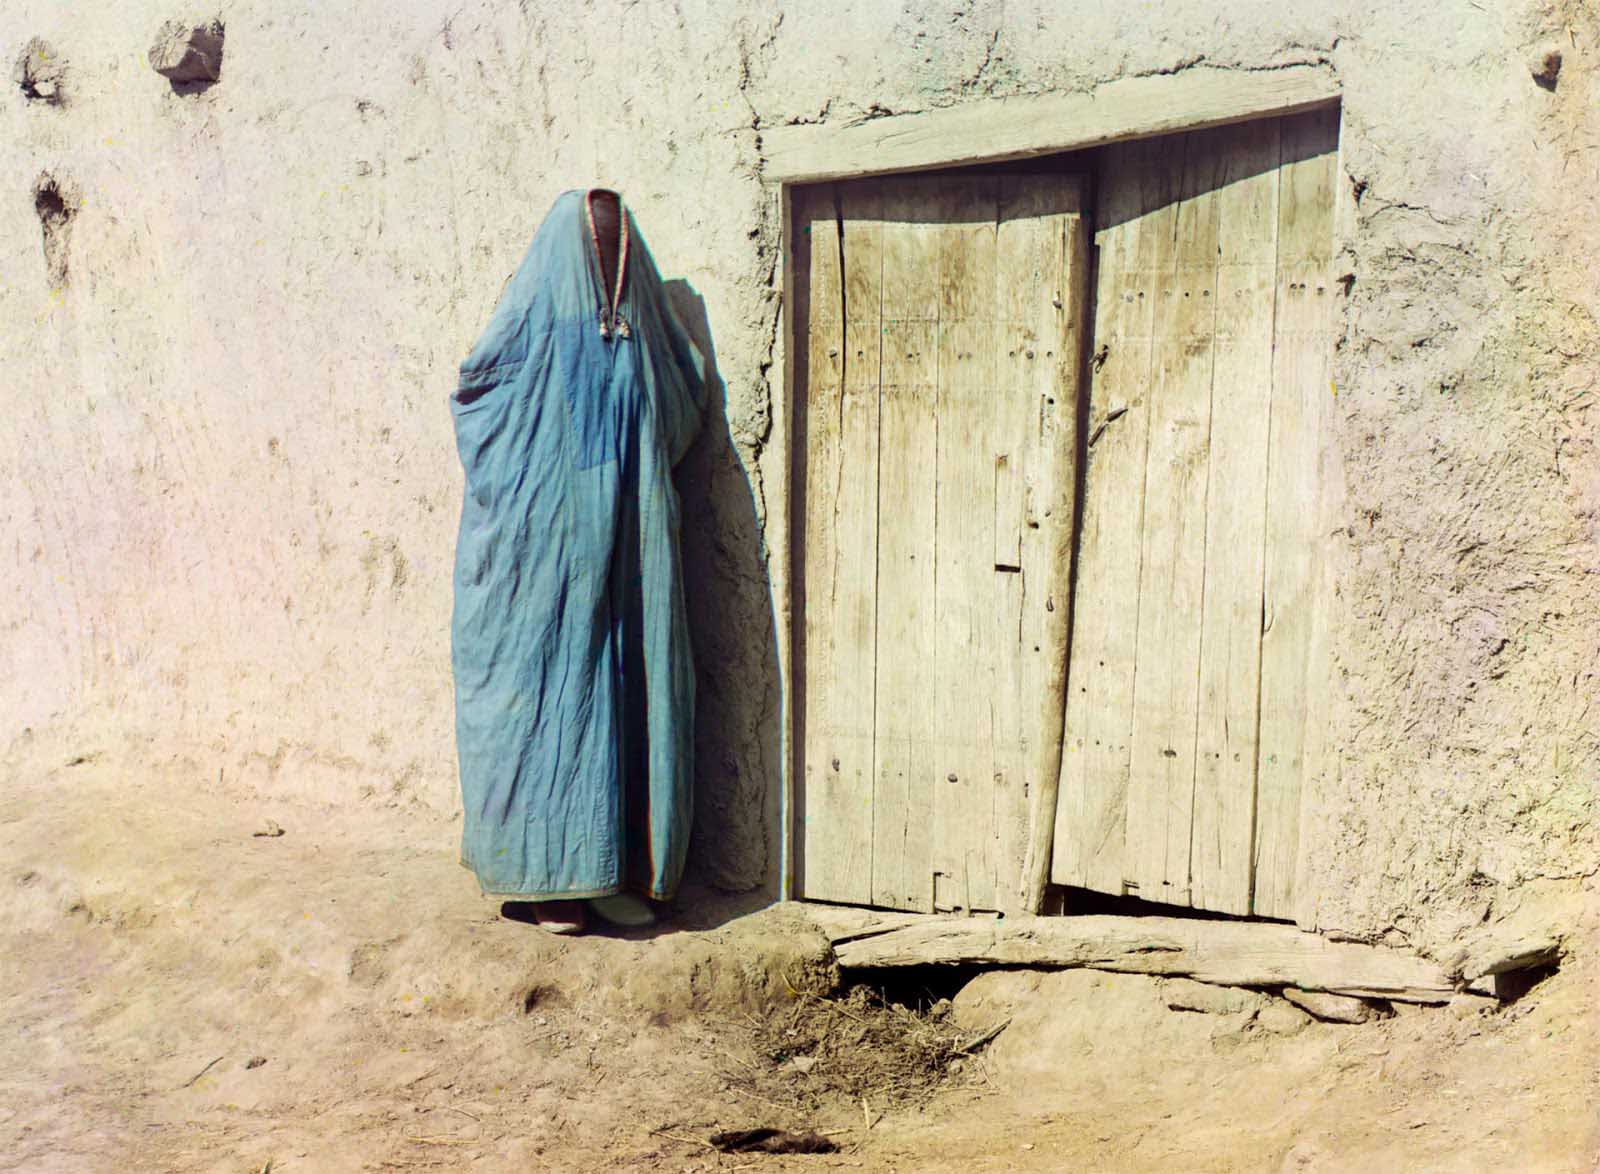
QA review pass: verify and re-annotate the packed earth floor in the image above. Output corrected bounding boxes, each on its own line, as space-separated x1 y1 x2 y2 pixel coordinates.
3 735 1596 1173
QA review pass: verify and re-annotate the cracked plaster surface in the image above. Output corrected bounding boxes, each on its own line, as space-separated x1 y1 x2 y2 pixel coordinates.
0 0 1594 949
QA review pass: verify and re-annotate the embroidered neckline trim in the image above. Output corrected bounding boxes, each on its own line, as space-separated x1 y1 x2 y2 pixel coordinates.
585 188 631 340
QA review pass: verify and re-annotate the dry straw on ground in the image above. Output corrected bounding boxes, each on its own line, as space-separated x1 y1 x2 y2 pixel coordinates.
720 981 1005 1121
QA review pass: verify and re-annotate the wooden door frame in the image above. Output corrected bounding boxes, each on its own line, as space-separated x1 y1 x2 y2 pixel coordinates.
764 65 1343 906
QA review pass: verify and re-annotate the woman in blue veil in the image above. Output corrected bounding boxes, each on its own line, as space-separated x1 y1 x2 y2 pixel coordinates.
448 189 706 932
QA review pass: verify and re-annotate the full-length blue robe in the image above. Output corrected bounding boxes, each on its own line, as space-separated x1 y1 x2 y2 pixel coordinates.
449 190 705 900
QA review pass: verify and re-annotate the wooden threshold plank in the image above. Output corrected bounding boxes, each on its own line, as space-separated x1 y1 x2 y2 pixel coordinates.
830 914 1458 1004
764 66 1340 182
792 901 928 944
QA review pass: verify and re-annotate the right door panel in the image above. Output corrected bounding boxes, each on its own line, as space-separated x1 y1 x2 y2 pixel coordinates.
1051 107 1340 919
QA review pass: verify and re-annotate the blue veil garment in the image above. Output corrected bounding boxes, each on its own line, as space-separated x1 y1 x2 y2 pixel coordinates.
449 190 705 900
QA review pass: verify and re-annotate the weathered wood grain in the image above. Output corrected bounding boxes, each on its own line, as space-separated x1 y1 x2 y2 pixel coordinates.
871 179 940 911
795 901 927 945
1054 111 1339 922
764 67 1340 182
1125 131 1223 908
830 913 1458 1004
797 181 880 904
1254 106 1339 919
1053 139 1178 895
1015 181 1089 913
1189 118 1281 915
991 178 1058 912
932 180 1003 913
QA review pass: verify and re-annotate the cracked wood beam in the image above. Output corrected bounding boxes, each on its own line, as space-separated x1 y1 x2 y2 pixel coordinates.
829 913 1458 1004
762 66 1340 183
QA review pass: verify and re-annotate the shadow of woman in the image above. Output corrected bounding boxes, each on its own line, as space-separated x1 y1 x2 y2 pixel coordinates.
659 279 784 933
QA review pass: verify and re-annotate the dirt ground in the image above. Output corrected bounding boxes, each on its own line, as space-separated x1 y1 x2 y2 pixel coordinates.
3 737 1596 1173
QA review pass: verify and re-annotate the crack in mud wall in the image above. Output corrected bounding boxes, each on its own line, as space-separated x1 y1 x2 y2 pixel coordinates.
0 0 1594 942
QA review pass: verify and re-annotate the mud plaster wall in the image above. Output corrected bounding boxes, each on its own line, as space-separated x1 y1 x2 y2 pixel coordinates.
1 1 1595 951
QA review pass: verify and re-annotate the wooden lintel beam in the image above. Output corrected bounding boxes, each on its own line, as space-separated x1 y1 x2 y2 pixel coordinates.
762 66 1341 184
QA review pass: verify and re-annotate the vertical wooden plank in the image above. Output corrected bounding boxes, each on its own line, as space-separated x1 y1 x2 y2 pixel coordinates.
798 180 882 905
932 179 1002 913
871 179 942 911
777 182 798 901
1254 107 1339 919
1020 203 1091 910
795 184 841 901
1189 119 1281 915
1052 139 1181 894
992 177 1049 911
1293 106 1351 930
999 177 1089 913
1124 132 1224 908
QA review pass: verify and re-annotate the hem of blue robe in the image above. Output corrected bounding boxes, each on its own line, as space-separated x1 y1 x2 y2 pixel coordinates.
461 857 677 902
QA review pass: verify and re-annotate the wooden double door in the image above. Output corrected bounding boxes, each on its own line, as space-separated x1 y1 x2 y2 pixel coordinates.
793 107 1339 920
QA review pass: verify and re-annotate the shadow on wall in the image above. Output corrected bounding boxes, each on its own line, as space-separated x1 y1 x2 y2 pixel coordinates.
665 281 782 907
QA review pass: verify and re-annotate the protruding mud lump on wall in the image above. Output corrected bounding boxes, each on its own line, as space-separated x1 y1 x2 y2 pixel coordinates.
14 37 63 104
148 18 224 85
33 172 73 289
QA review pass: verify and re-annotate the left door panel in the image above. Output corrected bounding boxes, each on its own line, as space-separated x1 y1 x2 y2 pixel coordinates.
793 173 1089 913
